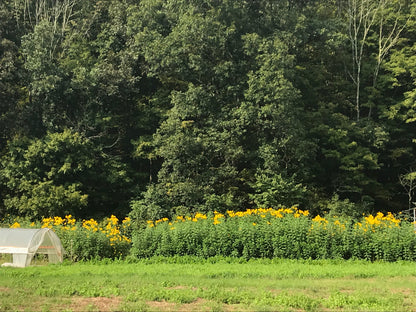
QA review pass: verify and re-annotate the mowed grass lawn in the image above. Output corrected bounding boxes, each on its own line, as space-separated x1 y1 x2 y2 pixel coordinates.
0 257 415 312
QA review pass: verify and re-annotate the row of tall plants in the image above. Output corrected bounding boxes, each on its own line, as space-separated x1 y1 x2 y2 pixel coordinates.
2 207 415 262
131 207 416 261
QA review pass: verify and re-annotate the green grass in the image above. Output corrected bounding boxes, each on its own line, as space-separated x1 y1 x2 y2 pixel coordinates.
0 257 415 311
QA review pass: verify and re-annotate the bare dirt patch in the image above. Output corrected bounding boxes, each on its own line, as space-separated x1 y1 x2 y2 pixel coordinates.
178 298 211 312
146 298 245 312
0 287 10 292
69 296 122 312
391 288 414 296
339 288 355 294
146 300 178 311
269 288 281 295
146 298 212 312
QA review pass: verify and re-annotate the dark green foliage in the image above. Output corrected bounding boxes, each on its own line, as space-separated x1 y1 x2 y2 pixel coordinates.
249 173 307 208
0 130 133 218
0 0 416 220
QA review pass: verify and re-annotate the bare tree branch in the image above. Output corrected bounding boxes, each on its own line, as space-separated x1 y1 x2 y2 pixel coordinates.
345 0 409 121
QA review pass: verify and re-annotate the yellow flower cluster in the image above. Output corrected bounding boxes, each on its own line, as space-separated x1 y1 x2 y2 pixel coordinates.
310 212 401 233
356 212 401 232
312 215 328 224
144 208 406 238
213 211 225 225
10 222 21 228
42 215 77 231
103 215 131 245
5 215 132 249
192 212 207 222
82 218 99 232
364 212 400 226
146 207 310 228
333 219 346 230
226 207 309 219
41 215 131 245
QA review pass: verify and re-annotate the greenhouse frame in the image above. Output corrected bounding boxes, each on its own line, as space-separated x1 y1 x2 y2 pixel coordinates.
0 228 64 267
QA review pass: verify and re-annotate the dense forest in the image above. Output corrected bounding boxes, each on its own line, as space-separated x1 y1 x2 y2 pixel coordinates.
0 0 415 221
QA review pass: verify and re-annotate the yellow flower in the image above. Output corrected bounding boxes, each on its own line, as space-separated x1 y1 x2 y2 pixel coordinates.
83 218 99 231
194 213 207 220
312 215 328 224
300 209 310 216
65 215 76 225
41 217 53 228
108 215 119 225
10 222 20 228
212 211 225 225
365 214 380 225
283 208 293 214
54 216 64 226
42 217 53 228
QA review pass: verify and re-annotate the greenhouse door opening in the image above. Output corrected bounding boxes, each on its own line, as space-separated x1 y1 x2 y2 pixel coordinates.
0 228 64 267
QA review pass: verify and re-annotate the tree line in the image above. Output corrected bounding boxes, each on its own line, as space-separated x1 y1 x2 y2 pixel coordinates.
0 0 415 220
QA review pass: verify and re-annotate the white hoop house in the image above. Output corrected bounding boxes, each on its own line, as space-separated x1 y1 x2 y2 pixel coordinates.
0 228 64 267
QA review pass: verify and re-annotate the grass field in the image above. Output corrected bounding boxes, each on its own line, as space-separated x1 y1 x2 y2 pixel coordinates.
0 257 415 311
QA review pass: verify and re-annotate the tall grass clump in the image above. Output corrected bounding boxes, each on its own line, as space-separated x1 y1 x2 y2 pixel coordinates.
131 208 416 261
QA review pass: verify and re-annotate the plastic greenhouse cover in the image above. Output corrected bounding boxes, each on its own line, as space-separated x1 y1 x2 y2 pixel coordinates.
0 228 64 259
